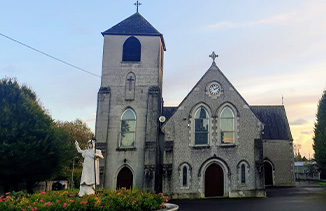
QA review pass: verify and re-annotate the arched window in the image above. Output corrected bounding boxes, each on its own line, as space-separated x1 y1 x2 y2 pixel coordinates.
122 36 141 61
182 166 187 187
237 161 249 185
194 107 209 145
241 164 246 183
220 107 234 144
179 163 191 188
120 109 136 147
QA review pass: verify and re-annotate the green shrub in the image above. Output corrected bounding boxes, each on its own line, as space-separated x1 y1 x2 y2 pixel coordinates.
0 188 168 211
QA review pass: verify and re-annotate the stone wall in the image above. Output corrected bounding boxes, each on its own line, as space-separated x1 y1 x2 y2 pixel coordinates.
263 140 295 186
162 64 265 198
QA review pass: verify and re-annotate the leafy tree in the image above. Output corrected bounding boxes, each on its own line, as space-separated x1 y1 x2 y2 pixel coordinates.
313 89 326 178
0 78 74 193
56 119 94 188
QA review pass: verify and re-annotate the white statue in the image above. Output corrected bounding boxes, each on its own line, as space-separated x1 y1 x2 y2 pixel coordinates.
75 140 104 196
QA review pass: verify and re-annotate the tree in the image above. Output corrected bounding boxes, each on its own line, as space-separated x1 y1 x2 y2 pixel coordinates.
0 78 74 193
313 89 326 179
56 119 94 188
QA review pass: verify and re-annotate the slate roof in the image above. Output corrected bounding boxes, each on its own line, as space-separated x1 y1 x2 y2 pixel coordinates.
163 107 178 122
250 106 293 140
102 12 166 50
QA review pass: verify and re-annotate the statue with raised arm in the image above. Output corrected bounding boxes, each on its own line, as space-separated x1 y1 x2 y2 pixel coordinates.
75 140 104 196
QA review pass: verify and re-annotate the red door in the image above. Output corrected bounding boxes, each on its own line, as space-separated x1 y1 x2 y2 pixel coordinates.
117 167 133 190
205 164 224 197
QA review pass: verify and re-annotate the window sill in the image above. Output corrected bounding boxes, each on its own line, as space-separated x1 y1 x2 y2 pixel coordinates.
219 144 236 148
121 61 140 63
121 61 141 64
190 145 210 149
116 147 136 151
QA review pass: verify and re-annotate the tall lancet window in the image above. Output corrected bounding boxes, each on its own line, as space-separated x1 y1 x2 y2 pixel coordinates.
122 36 141 61
125 72 135 100
241 164 246 184
220 107 235 144
182 166 187 187
120 109 136 147
194 107 209 145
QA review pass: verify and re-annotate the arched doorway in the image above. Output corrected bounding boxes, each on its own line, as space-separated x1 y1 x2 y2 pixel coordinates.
264 161 273 186
205 163 224 197
116 167 133 190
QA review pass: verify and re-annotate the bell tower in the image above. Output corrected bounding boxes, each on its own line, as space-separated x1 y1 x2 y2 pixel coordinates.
95 12 166 191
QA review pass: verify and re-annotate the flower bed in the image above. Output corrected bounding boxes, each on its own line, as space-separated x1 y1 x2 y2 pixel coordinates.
0 188 169 211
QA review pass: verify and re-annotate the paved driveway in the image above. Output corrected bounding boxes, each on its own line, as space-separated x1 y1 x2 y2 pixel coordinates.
170 182 326 211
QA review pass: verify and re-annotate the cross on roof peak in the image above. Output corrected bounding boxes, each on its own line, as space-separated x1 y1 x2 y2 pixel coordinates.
134 1 142 12
209 51 218 63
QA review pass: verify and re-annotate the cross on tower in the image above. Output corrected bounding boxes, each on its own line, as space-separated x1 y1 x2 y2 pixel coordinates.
209 51 218 63
127 76 135 91
134 0 142 12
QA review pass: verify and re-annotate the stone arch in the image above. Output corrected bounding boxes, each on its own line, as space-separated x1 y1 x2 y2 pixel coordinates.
215 101 240 117
263 159 274 186
188 103 212 146
189 102 212 118
216 103 239 145
178 162 192 188
115 165 134 190
198 157 230 197
237 160 250 185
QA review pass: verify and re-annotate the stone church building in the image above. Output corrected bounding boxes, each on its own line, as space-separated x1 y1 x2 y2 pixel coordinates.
95 12 295 198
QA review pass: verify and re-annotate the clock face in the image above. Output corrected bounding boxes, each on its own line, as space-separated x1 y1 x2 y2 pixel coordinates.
209 84 220 95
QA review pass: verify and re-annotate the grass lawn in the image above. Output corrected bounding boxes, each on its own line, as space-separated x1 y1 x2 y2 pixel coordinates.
318 182 326 186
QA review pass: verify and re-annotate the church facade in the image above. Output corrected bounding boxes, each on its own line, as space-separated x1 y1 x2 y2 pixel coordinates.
95 12 295 199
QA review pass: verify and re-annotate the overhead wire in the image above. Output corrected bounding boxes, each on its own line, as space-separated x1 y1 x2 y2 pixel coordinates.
0 32 101 78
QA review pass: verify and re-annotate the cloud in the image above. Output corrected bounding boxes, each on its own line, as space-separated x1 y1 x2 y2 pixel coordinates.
290 119 309 126
301 130 313 135
205 0 326 32
205 12 299 30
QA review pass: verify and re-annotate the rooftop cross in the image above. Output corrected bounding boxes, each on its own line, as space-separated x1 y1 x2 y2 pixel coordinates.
209 51 218 63
134 0 142 12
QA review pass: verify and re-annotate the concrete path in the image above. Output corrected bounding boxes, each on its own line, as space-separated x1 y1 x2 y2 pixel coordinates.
170 182 326 211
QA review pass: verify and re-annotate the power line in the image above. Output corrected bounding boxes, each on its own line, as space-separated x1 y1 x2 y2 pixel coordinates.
0 32 101 78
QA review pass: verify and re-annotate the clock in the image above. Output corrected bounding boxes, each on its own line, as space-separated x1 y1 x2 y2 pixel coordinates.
209 84 220 95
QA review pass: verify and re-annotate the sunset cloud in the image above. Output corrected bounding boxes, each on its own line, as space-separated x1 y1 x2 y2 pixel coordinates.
290 119 309 126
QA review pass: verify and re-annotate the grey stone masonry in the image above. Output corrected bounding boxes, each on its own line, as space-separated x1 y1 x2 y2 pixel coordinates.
95 12 295 199
95 29 165 191
161 63 265 198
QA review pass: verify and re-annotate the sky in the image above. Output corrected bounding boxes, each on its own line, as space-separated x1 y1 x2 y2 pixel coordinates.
1 0 326 158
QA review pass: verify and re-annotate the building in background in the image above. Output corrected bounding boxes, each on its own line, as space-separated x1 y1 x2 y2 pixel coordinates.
294 161 320 181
